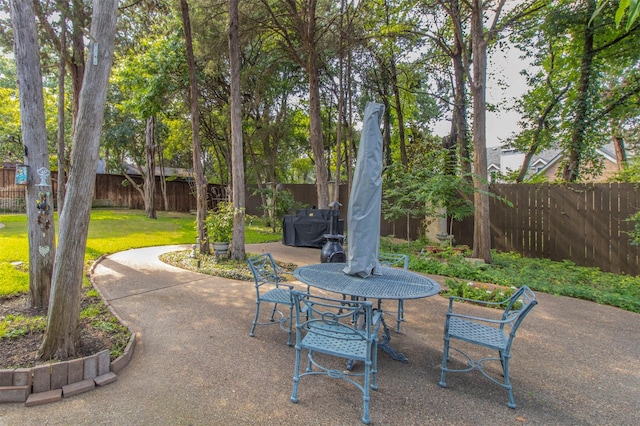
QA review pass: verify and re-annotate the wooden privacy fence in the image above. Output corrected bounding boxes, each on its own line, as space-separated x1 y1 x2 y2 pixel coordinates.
6 168 637 274
0 168 421 239
454 183 640 276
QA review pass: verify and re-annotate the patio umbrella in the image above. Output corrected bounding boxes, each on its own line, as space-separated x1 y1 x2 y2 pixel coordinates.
344 101 385 277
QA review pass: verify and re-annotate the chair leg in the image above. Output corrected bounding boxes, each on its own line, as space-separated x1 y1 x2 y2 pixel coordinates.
370 342 378 391
291 345 302 403
362 360 372 425
439 335 450 388
249 301 261 337
501 354 516 408
306 351 313 372
286 302 293 346
269 303 278 322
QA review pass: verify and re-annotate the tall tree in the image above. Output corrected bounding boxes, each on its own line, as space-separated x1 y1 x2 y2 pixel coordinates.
180 0 209 255
431 0 473 176
514 1 640 181
144 115 157 218
39 0 119 360
229 0 246 260
258 0 331 209
562 0 598 181
510 23 571 182
111 26 187 217
444 0 542 262
55 4 67 213
468 0 495 263
10 0 56 309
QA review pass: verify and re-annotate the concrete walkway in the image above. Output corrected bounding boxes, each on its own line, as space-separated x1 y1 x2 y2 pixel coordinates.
1 242 638 425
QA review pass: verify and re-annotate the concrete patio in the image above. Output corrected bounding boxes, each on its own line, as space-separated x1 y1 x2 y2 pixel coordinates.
0 242 638 425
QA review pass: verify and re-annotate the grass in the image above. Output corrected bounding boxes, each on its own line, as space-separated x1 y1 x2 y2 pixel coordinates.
0 314 47 338
0 209 281 364
0 209 281 296
2 209 639 315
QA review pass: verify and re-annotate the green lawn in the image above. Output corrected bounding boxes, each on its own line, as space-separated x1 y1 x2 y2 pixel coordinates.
0 209 281 296
3 210 639 314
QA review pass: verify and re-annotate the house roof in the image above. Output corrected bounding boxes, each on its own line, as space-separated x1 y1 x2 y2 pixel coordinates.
536 144 617 175
486 143 618 181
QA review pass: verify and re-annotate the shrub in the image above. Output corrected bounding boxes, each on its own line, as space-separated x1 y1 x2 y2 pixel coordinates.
205 201 234 243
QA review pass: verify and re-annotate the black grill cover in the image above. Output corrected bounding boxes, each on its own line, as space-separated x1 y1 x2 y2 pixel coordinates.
282 209 344 248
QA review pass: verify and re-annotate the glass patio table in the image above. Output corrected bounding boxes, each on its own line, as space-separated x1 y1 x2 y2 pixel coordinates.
293 262 441 363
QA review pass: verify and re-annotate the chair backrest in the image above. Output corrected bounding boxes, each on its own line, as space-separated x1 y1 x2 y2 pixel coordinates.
500 285 538 339
247 253 281 293
291 290 377 345
378 252 409 270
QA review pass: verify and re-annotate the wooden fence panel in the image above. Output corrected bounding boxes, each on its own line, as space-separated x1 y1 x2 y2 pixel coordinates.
489 186 505 252
534 184 548 258
495 185 511 252
617 184 633 274
4 167 640 275
584 184 597 269
573 184 588 267
549 185 572 263
0 168 14 187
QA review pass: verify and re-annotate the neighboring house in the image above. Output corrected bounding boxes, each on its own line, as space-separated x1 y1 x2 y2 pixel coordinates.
96 159 193 180
487 144 619 183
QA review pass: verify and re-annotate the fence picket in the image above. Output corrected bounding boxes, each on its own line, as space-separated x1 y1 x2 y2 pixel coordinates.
2 168 640 275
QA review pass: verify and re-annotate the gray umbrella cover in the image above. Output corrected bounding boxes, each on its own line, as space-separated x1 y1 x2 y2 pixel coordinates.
343 101 385 277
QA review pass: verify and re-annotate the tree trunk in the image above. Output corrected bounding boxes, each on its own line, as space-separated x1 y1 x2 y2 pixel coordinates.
562 0 596 182
39 0 118 361
11 0 56 309
470 0 492 263
31 0 86 135
346 28 354 192
308 56 329 209
306 1 329 210
229 0 246 260
180 0 209 254
69 2 86 131
452 49 471 177
390 58 407 169
56 8 67 214
144 116 157 219
334 0 345 204
382 95 392 166
157 144 169 210
442 0 472 178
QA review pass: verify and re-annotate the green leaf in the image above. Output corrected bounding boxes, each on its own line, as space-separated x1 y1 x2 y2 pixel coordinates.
616 0 631 26
626 0 640 30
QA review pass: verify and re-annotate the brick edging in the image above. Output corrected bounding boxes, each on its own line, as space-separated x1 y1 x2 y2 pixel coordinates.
0 256 136 406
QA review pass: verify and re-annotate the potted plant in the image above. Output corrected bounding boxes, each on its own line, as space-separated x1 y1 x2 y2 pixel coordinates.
206 201 234 255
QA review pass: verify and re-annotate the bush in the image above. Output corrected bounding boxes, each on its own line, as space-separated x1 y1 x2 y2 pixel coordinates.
205 201 234 243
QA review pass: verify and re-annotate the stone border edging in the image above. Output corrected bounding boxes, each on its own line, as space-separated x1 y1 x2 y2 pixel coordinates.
0 255 136 406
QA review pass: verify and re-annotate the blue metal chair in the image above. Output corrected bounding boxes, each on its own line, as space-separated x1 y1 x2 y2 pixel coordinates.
439 285 538 408
247 253 294 346
378 252 409 332
290 290 383 425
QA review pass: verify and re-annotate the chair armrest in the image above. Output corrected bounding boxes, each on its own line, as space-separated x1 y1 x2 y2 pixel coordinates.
446 295 513 324
446 311 510 325
448 295 509 308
